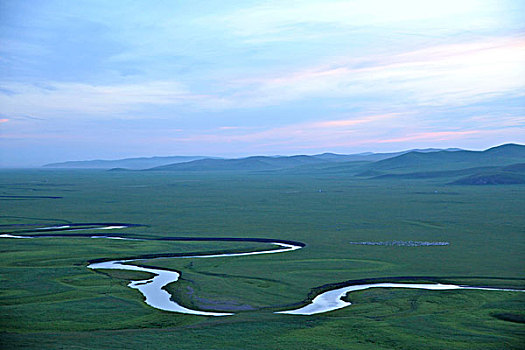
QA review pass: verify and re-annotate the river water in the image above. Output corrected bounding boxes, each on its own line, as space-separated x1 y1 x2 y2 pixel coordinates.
2 226 522 316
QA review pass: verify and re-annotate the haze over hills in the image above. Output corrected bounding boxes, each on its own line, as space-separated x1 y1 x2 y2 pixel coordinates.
364 144 525 173
144 148 466 172
43 148 465 170
43 156 214 170
147 155 331 171
310 148 462 163
359 144 525 185
41 144 525 185
143 143 525 185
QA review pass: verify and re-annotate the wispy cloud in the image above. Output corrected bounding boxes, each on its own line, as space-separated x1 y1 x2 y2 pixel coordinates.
0 81 205 118
217 126 254 131
1 36 523 119
1 0 523 165
468 114 525 128
171 113 401 148
225 36 525 108
378 130 480 143
217 0 502 42
311 114 399 128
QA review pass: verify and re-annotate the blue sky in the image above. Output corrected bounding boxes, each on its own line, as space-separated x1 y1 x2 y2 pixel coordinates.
1 0 524 166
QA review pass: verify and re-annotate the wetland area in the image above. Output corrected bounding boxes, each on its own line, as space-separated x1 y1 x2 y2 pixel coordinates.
1 168 524 349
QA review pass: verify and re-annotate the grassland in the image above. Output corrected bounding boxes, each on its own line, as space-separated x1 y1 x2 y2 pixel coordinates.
0 169 524 349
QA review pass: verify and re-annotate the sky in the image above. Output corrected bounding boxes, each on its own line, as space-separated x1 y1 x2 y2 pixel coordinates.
0 0 524 167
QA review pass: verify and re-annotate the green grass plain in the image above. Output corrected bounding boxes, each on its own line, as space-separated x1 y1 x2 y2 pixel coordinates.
0 169 524 349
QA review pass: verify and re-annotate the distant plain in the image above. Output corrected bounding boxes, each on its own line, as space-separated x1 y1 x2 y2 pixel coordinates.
1 145 524 349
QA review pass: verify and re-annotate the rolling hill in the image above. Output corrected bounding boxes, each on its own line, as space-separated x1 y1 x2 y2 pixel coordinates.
312 148 462 162
43 156 213 170
450 163 525 185
145 148 463 172
42 145 525 185
146 155 330 171
358 144 525 175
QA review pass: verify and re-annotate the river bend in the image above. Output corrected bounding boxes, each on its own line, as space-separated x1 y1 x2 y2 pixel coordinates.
2 223 522 316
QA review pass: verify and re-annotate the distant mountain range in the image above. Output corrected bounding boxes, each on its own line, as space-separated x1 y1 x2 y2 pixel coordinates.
42 144 525 185
363 143 525 173
359 144 525 185
43 156 213 170
43 148 462 170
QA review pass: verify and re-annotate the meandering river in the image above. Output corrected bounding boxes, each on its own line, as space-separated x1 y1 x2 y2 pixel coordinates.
276 282 523 315
88 242 300 316
2 223 523 316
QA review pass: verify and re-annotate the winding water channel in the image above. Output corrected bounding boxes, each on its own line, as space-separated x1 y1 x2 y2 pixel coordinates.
1 223 523 316
276 283 523 315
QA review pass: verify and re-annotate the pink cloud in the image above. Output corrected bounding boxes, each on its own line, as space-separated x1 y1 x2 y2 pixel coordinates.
143 125 525 156
230 36 525 108
0 118 9 123
312 113 399 128
170 113 401 147
377 130 480 143
217 126 253 131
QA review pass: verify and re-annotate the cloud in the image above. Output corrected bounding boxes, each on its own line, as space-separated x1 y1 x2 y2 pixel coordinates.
223 36 525 108
218 126 252 131
217 0 499 42
171 113 401 147
311 114 399 128
165 105 524 153
467 114 525 128
0 81 207 118
2 34 523 120
377 130 481 143
0 118 9 123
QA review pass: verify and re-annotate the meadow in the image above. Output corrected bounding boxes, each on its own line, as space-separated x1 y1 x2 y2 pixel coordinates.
1 169 524 349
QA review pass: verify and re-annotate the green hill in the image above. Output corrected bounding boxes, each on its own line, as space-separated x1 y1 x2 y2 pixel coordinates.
367 162 525 185
146 155 330 171
358 144 525 175
371 166 498 180
147 149 463 173
451 172 525 185
450 163 525 185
